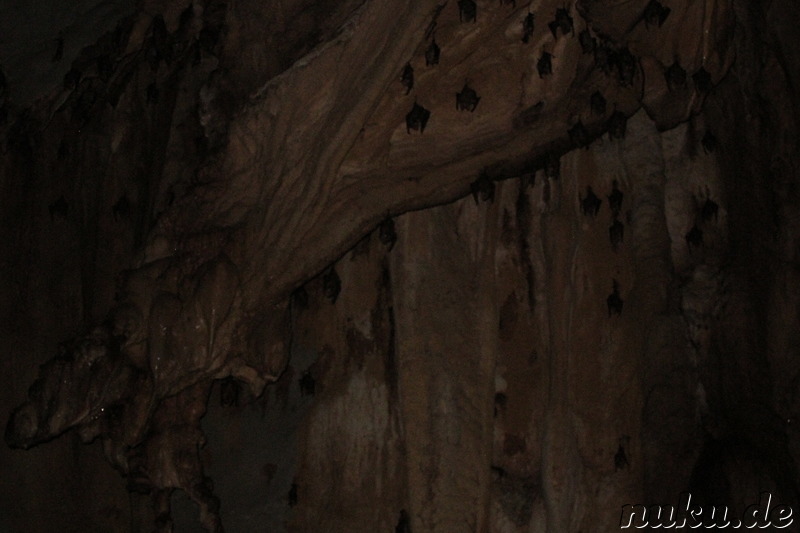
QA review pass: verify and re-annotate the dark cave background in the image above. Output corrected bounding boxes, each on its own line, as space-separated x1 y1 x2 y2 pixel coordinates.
1 0 799 531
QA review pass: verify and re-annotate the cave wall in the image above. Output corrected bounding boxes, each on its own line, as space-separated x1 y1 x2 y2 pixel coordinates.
1 0 799 531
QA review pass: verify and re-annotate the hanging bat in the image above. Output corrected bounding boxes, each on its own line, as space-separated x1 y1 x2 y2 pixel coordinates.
579 28 596 54
701 198 719 222
545 152 560 179
615 436 630 469
701 130 717 153
607 279 624 316
401 63 414 94
581 186 602 217
685 224 703 249
643 0 671 29
52 32 64 63
615 46 637 86
456 82 480 111
219 377 239 407
322 267 341 303
63 68 81 90
471 170 495 204
665 59 687 92
459 0 477 23
607 111 627 140
608 180 624 217
537 51 553 77
406 102 431 133
291 286 309 310
594 43 613 75
568 119 590 149
299 370 316 396
693 67 712 95
521 12 535 43
609 218 624 251
425 38 440 66
396 509 411 533
378 218 397 250
112 194 131 221
590 91 607 115
548 7 573 38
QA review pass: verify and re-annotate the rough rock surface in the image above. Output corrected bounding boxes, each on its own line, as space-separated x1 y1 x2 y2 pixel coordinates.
1 0 799 531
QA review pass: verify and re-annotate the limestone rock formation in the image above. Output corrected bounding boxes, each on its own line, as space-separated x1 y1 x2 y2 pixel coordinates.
1 0 799 531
